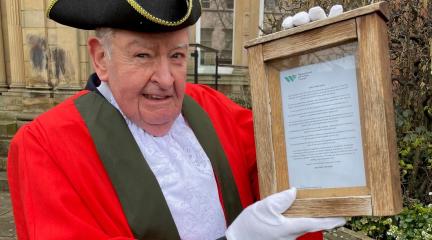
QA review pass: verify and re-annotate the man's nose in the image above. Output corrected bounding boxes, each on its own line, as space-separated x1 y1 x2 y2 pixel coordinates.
150 57 175 89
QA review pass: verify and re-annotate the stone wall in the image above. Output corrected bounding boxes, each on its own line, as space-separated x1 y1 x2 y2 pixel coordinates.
0 0 251 124
0 0 94 122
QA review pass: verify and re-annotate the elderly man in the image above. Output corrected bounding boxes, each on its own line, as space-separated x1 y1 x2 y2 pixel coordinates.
7 0 344 239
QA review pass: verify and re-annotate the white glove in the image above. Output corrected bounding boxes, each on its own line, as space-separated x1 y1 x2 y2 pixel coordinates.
225 188 346 240
308 6 327 21
328 5 344 17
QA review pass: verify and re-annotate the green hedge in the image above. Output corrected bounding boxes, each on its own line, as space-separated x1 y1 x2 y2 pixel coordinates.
346 104 432 239
348 203 432 239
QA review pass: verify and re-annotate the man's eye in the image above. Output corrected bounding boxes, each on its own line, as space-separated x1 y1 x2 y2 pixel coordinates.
136 53 150 58
171 53 185 59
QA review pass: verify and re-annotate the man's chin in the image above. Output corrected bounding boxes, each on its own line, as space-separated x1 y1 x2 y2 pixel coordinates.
137 119 177 137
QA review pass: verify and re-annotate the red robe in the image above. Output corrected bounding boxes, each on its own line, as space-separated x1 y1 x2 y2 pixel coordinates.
8 83 322 239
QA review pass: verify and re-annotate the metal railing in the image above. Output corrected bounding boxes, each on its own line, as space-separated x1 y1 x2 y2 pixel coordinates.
189 43 220 90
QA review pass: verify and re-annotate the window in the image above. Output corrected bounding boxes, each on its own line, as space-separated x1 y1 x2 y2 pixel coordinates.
264 0 277 11
226 0 234 9
200 28 213 49
202 0 210 8
199 7 234 65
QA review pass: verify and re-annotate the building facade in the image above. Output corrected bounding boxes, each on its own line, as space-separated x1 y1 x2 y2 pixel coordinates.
0 0 281 122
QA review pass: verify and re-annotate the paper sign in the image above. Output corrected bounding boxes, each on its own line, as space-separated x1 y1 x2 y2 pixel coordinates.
280 55 366 189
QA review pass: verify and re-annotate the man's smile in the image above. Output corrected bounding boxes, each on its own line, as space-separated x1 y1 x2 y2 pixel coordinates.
143 94 172 100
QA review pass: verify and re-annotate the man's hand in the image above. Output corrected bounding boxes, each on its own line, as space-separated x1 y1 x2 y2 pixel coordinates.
225 188 346 240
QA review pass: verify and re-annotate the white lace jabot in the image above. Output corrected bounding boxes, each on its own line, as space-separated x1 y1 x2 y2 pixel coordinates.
97 82 227 240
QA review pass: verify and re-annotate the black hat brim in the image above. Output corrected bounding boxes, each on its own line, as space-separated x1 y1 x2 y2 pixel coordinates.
47 0 201 32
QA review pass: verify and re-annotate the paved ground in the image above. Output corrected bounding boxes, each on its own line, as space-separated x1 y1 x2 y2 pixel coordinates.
0 192 16 240
0 188 367 240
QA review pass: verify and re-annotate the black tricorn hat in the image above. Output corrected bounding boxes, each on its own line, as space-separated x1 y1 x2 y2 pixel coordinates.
47 0 201 32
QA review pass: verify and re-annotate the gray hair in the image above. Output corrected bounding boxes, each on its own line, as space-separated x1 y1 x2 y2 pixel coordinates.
95 28 115 59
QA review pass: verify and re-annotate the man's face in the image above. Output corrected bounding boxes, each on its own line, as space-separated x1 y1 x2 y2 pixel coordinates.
101 29 189 136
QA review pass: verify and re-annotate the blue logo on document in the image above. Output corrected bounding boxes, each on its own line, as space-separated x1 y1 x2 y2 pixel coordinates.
284 74 297 83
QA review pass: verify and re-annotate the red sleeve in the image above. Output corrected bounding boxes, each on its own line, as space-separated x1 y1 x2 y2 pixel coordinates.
7 124 134 240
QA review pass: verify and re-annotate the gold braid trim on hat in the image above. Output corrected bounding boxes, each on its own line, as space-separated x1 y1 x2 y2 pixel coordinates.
126 0 193 26
46 0 59 17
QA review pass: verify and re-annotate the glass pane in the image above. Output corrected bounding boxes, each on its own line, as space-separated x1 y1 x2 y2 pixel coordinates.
202 0 210 8
277 42 367 189
200 0 233 64
226 0 234 9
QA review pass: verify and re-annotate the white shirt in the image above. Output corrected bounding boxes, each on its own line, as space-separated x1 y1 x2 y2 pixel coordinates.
97 82 227 240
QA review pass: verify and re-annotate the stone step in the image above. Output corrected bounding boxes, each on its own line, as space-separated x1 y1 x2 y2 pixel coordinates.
0 171 8 192
16 112 38 130
0 121 17 139
22 96 55 115
324 227 373 240
0 110 18 122
231 66 249 75
0 94 23 112
0 139 10 158
0 191 16 239
0 157 6 171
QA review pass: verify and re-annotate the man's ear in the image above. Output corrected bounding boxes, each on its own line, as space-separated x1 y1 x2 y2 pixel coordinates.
88 37 109 81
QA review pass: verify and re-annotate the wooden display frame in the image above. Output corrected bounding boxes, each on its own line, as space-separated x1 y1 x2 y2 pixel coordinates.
245 2 402 217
